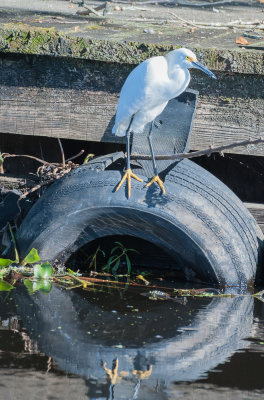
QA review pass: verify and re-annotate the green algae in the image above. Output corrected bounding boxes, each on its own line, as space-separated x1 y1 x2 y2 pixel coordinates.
0 23 263 74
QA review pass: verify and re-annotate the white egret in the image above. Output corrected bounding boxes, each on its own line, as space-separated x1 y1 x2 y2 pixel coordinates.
112 48 216 198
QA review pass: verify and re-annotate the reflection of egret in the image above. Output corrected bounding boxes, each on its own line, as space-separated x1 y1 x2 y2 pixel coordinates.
131 365 153 400
103 358 153 400
103 358 119 400
112 48 216 197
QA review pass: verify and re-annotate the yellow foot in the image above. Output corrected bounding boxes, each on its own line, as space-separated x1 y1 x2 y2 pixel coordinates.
115 168 143 198
146 175 166 195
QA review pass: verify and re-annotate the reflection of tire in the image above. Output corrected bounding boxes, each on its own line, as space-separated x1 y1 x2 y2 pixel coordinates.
14 286 253 386
16 156 263 287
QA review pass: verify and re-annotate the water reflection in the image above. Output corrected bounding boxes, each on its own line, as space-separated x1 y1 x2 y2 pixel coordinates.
0 285 255 399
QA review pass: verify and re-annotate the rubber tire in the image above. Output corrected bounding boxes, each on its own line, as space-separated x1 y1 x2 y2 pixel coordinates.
16 158 263 288
14 285 254 385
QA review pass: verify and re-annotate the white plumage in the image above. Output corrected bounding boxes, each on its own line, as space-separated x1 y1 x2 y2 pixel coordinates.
113 48 216 136
112 47 216 197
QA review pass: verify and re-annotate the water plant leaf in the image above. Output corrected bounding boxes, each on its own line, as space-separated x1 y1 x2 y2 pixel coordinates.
106 255 115 272
8 223 19 264
127 249 140 254
22 248 40 265
114 241 124 248
33 262 53 279
24 279 34 294
112 259 120 275
0 258 14 268
34 280 52 294
0 280 14 291
111 246 120 255
125 255 131 275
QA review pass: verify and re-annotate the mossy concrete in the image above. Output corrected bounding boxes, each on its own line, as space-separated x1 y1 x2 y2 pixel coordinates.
0 23 263 75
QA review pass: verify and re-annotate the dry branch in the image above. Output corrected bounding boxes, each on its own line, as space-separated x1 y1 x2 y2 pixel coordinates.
131 137 264 161
110 0 258 7
57 138 66 168
2 153 57 167
169 13 264 29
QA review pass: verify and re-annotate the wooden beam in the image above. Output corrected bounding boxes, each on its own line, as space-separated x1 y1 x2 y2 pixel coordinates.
245 203 264 232
0 54 263 156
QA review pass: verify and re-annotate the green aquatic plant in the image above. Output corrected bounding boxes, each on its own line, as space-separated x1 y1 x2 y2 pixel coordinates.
104 241 138 276
0 243 53 292
87 246 105 271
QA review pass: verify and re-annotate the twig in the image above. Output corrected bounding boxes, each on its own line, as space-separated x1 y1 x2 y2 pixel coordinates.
110 0 257 7
2 153 57 167
8 223 19 263
169 13 264 29
81 4 105 17
169 12 201 28
77 2 108 15
57 139 66 168
17 178 55 212
65 149 85 163
66 272 93 288
131 137 264 161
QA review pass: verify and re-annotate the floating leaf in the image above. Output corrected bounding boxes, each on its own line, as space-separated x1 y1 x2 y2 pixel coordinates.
22 248 40 265
0 258 14 268
34 280 52 294
24 279 34 294
33 262 53 279
0 280 14 291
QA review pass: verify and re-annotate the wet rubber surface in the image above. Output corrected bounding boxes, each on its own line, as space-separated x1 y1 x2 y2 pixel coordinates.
0 284 264 399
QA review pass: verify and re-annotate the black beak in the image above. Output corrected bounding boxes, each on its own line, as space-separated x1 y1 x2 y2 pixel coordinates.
191 61 217 79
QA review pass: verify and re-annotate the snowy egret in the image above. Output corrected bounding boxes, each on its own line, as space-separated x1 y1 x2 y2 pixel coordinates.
112 48 216 198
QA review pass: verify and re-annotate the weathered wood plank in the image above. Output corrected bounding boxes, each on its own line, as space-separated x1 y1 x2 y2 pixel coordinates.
0 54 263 155
245 203 264 228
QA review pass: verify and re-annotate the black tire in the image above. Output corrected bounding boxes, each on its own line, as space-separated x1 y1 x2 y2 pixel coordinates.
14 285 253 386
16 157 263 288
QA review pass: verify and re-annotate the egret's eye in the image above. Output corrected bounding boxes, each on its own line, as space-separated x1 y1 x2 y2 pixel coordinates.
186 56 195 62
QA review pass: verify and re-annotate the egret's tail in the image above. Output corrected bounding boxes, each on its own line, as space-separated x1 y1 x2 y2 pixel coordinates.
112 118 130 137
112 124 124 137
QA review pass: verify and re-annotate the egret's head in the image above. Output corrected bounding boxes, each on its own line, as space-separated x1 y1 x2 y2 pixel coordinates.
178 48 216 79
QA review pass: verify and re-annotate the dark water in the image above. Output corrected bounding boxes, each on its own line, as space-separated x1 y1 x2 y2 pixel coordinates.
1 284 264 400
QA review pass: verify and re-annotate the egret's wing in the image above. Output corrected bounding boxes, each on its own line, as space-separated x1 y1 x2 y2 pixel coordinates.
113 57 166 135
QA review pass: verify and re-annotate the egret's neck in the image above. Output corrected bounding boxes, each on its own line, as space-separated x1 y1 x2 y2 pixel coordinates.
165 57 190 96
165 52 189 82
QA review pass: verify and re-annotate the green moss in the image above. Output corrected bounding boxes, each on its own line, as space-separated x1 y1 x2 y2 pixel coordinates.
0 23 263 74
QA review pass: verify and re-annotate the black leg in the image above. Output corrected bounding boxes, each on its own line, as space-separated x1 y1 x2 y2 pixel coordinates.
125 115 135 170
115 115 143 198
126 129 131 170
148 121 158 176
146 121 166 194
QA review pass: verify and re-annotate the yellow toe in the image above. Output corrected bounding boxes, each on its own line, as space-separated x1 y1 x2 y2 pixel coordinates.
146 175 166 195
115 168 143 198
